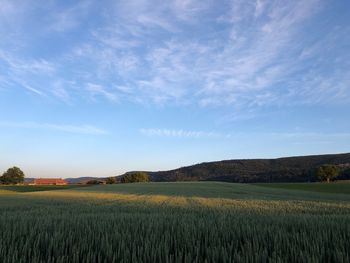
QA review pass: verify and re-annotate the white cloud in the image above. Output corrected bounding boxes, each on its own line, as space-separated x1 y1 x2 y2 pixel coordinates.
51 81 72 104
137 15 179 32
86 83 118 102
0 121 108 135
15 80 44 96
140 129 350 142
0 0 16 19
140 128 229 139
48 1 93 32
172 0 211 22
0 0 348 112
0 51 55 75
254 0 267 18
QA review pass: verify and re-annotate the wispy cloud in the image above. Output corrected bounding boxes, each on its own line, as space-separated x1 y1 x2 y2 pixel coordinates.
86 83 118 102
48 1 93 32
140 128 350 141
0 50 55 96
140 128 229 139
0 0 348 112
0 121 108 135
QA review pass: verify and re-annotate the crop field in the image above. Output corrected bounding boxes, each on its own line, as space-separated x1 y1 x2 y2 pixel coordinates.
0 184 90 192
254 181 350 194
0 182 350 262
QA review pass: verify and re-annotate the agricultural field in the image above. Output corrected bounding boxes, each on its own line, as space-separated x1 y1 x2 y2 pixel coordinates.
254 181 350 194
0 184 89 192
0 182 350 262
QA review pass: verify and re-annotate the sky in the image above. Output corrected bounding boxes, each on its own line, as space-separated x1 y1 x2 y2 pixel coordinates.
0 0 349 178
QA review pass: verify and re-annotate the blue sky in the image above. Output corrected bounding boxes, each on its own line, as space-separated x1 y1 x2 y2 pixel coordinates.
0 0 349 178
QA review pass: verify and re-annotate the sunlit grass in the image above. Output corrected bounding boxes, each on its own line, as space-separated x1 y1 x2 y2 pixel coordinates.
22 189 350 214
0 189 14 194
69 181 350 201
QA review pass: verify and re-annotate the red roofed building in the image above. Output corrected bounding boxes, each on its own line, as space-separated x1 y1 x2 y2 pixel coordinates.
33 178 67 185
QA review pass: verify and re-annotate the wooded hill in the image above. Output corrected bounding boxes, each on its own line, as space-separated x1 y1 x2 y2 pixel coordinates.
141 153 350 183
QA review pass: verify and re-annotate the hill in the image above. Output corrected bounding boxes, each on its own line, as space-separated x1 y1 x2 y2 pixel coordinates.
24 153 350 184
127 153 350 183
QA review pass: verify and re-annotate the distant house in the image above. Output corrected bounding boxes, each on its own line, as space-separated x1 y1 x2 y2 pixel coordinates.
32 178 68 185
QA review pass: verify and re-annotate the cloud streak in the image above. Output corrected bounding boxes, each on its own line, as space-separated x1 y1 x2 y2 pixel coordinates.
140 128 229 139
0 121 108 135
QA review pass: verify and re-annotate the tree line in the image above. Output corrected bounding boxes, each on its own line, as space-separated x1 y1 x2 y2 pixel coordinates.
86 172 150 184
0 165 343 185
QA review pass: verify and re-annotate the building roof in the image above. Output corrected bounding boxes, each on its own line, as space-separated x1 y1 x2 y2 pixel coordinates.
33 178 67 184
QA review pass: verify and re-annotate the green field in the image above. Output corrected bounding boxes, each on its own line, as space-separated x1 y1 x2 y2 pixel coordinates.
0 182 350 262
0 184 90 192
255 181 350 194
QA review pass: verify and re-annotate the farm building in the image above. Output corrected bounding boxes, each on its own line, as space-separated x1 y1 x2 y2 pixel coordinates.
32 178 68 185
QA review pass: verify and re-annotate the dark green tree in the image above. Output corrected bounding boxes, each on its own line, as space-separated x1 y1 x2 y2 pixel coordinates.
86 179 104 185
121 172 149 183
316 165 339 183
0 167 25 185
106 177 116 184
